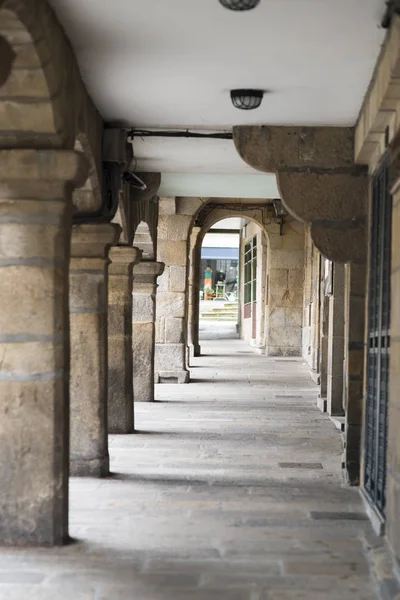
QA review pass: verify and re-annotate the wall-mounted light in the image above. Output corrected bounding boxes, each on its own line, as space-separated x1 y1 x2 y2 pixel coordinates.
219 0 260 10
230 89 264 110
272 199 287 218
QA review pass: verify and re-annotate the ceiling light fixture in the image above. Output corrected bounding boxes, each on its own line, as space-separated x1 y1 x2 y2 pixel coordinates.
219 0 260 10
230 89 264 110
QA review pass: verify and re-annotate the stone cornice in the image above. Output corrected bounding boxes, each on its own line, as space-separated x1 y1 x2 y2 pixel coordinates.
355 16 400 169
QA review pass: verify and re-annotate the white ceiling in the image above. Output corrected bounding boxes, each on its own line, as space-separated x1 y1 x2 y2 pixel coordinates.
133 136 254 174
158 173 279 198
48 0 386 185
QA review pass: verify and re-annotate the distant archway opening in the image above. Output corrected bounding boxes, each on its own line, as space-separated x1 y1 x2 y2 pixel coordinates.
133 221 155 261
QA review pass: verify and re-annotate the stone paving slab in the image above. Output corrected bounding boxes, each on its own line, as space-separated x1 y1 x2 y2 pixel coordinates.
0 334 390 599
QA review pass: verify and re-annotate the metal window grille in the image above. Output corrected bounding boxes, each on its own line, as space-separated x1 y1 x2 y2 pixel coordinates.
364 154 392 517
244 236 257 304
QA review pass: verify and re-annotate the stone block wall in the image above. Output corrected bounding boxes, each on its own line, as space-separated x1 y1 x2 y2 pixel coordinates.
155 197 196 383
265 220 304 357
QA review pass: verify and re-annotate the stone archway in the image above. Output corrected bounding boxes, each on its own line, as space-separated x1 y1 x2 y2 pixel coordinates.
0 0 71 148
188 204 304 361
132 221 155 261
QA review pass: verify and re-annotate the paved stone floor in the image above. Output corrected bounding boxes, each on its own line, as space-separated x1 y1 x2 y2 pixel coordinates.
0 326 385 599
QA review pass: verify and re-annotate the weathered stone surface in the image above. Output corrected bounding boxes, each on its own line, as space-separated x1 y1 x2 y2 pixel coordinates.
170 266 187 292
0 35 15 87
165 317 185 344
156 207 190 383
155 344 189 383
311 221 367 265
176 196 205 216
157 240 188 266
70 223 121 477
156 292 185 320
327 268 345 417
343 264 366 485
233 126 354 173
158 215 192 241
108 246 142 434
233 126 368 265
0 149 88 546
158 196 177 215
278 170 368 265
132 261 165 402
132 294 155 322
278 171 367 222
355 15 400 165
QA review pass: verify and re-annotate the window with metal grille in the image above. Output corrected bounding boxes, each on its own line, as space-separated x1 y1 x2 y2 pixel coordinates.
364 154 392 518
244 236 257 304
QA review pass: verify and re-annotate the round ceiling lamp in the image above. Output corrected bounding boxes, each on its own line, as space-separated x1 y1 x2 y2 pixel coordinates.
230 89 264 110
219 0 260 10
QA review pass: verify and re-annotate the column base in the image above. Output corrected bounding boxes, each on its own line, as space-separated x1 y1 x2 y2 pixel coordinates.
188 343 201 360
156 370 190 384
308 369 320 385
343 423 361 486
70 456 109 478
317 395 327 413
134 396 154 403
108 425 134 435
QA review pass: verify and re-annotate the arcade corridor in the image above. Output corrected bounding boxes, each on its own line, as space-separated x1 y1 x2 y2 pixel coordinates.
0 336 385 599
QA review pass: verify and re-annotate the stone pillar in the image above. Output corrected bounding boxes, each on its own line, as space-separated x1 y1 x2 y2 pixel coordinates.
0 149 87 546
187 227 201 363
343 262 366 485
155 198 191 383
132 261 165 401
265 221 304 357
108 246 142 433
327 263 345 417
69 223 121 477
318 291 329 412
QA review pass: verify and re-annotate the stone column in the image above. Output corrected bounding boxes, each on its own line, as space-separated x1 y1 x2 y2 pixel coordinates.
132 261 165 401
155 198 191 383
0 149 87 546
187 227 201 363
343 262 366 485
265 221 304 357
327 263 345 416
318 291 329 412
108 246 142 433
69 223 121 477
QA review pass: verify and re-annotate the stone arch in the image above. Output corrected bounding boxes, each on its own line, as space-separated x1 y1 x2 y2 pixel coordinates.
0 0 72 148
132 221 155 261
198 208 268 247
187 202 304 359
0 0 104 201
